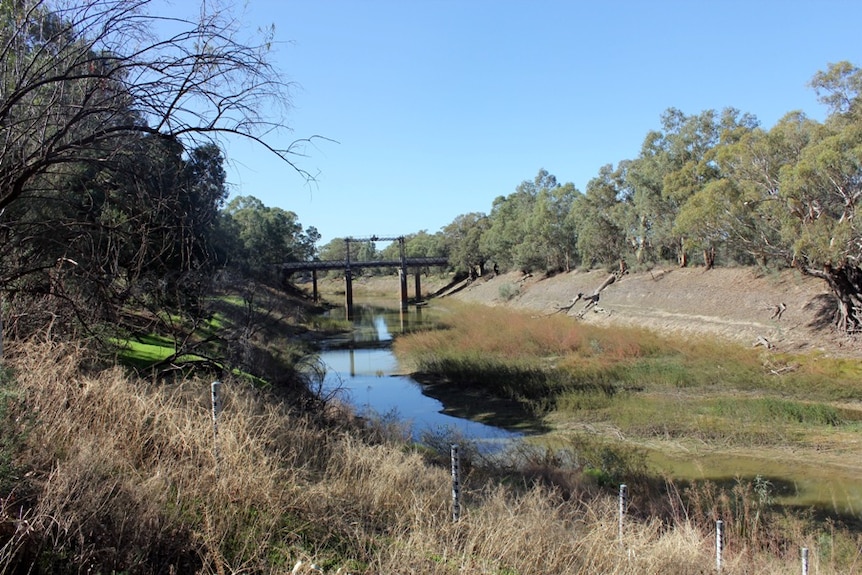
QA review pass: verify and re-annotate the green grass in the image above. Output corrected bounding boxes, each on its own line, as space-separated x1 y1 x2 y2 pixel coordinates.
113 334 180 368
397 301 862 402
112 331 217 373
708 397 847 426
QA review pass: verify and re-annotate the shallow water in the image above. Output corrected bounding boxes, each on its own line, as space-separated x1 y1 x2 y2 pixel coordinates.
317 304 522 450
652 450 862 521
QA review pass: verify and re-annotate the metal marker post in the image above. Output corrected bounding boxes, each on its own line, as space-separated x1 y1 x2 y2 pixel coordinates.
801 547 809 575
451 444 461 522
618 484 627 545
716 519 724 573
211 381 222 472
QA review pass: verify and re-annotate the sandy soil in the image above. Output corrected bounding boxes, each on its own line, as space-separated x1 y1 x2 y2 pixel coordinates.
444 266 862 359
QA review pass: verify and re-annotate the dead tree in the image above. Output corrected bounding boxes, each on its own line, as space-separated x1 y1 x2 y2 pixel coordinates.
572 267 626 319
770 302 787 320
546 265 629 318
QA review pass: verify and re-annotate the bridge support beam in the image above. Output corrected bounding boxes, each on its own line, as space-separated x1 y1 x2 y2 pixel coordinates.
399 269 408 312
312 270 319 302
345 270 354 320
414 272 422 302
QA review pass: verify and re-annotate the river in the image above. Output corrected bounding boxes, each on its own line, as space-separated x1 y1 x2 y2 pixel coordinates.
313 301 862 522
316 303 522 451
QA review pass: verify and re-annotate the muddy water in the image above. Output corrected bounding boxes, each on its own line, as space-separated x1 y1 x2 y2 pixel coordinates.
652 451 862 521
316 304 522 450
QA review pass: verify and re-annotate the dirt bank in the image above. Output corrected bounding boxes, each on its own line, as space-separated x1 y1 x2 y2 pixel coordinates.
447 267 862 358
342 266 862 359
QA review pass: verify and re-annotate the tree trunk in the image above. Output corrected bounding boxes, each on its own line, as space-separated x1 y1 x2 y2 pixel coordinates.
704 246 715 270
803 263 862 333
677 237 688 268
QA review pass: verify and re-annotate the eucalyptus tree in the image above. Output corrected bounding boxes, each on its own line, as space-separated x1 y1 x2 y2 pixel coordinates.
523 182 580 272
571 164 627 268
220 196 313 282
317 237 348 263
702 62 862 332
622 107 755 266
621 132 677 265
481 169 563 273
317 236 363 278
441 213 490 276
402 231 446 259
683 111 817 269
777 63 862 332
670 108 760 268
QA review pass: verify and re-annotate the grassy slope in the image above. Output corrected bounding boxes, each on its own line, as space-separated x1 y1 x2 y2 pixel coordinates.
450 267 851 357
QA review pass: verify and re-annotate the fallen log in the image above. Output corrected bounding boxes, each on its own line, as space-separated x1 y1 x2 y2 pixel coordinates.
574 273 619 318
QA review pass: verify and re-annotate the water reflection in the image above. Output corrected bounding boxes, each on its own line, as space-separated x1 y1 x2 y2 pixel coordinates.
317 304 522 449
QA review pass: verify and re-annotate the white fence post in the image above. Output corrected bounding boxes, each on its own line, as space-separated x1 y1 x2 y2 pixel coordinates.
716 519 724 572
450 443 461 522
801 547 809 575
211 381 222 472
618 484 627 546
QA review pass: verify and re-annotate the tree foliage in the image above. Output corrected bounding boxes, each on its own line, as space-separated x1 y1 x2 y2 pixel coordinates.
425 62 862 332
0 0 311 213
572 164 626 268
0 0 315 341
479 169 579 273
219 196 316 282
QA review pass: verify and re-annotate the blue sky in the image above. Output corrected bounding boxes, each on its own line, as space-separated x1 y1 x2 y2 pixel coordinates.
212 0 861 247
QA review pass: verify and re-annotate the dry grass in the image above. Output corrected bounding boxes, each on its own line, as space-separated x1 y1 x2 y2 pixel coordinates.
396 302 668 362
0 338 859 573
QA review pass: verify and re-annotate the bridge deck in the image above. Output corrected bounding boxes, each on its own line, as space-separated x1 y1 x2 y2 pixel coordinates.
282 257 448 272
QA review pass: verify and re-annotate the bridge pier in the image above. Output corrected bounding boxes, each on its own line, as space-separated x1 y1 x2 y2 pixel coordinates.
414 272 422 303
345 269 354 320
280 244 447 318
399 269 408 311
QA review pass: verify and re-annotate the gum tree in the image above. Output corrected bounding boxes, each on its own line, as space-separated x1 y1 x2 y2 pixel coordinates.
714 62 862 332
780 74 862 332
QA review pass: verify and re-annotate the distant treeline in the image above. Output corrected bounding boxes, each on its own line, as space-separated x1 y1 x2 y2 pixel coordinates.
318 62 862 332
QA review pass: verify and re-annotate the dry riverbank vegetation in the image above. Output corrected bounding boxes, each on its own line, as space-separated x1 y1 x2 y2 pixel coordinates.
449 267 861 359
2 268 862 573
3 338 857 574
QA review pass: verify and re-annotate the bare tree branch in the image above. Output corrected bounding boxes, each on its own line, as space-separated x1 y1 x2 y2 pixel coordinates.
0 0 315 212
